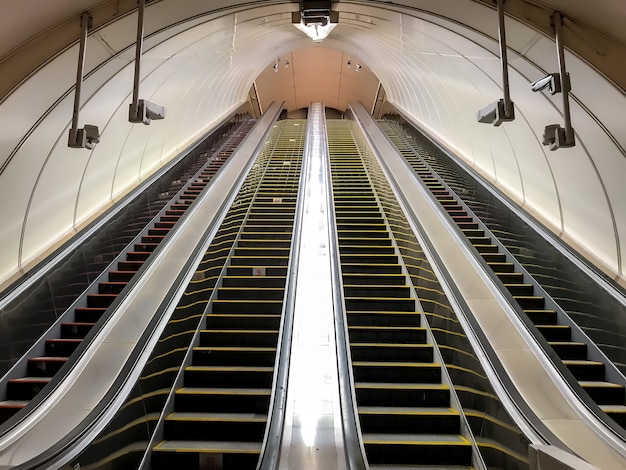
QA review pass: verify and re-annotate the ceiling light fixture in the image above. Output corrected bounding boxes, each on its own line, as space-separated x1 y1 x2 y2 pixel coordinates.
347 59 352 68
293 1 338 42
355 64 362 71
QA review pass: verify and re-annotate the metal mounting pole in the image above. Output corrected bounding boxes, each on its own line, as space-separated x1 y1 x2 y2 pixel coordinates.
476 0 514 125
130 0 145 118
68 13 91 146
553 13 575 146
497 0 513 119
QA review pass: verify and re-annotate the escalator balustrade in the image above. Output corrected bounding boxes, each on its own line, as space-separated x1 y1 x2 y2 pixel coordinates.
0 122 255 424
151 120 305 470
380 121 626 429
328 120 472 467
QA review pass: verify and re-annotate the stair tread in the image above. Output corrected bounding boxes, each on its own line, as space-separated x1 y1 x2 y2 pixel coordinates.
166 411 267 422
352 343 430 348
193 346 276 352
0 400 28 407
185 365 273 372
353 361 439 367
9 377 51 383
359 406 457 415
176 387 271 395
548 341 587 346
29 357 68 361
600 405 626 412
355 382 448 390
563 360 604 366
362 433 470 444
153 440 261 453
579 381 624 388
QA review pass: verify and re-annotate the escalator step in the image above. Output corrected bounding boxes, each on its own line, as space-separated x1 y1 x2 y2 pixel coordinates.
184 366 273 389
163 412 267 442
7 377 51 400
117 260 144 272
525 310 558 325
349 326 427 343
563 360 605 381
87 293 117 308
514 296 545 309
175 387 271 414
98 281 127 294
496 272 524 284
341 264 403 275
204 314 281 330
212 300 283 314
108 270 136 282
45 338 82 356
362 434 472 466
192 347 276 366
74 307 107 323
488 262 515 273
226 266 288 277
126 251 152 262
342 273 406 285
152 440 260 470
221 276 286 288
340 245 396 255
549 341 587 360
216 287 285 301
359 407 459 434
134 242 159 252
504 283 534 296
351 343 433 362
199 330 278 347
347 311 421 327
233 248 290 257
341 254 398 264
474 244 499 254
536 324 571 341
601 405 626 428
344 285 412 298
0 401 27 422
60 322 95 338
352 362 441 383
345 298 415 312
338 237 392 246
579 382 625 405
27 357 67 376
230 256 288 267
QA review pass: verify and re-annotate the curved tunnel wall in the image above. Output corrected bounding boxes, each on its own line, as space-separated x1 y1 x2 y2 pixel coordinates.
0 1 625 290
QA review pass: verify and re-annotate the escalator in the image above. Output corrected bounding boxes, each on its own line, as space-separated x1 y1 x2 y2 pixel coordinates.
0 121 256 425
0 121 254 421
379 120 626 430
327 119 473 467
151 119 305 469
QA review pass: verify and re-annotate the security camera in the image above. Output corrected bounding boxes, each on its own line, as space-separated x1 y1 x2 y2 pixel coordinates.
476 99 515 126
68 124 100 149
83 124 100 149
129 99 166 125
530 73 561 94
542 124 575 150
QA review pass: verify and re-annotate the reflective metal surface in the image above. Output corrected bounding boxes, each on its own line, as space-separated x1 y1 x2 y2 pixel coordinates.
279 104 347 470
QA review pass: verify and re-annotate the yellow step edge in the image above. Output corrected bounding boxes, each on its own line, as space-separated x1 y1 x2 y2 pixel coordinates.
352 361 439 367
363 436 471 446
153 441 261 454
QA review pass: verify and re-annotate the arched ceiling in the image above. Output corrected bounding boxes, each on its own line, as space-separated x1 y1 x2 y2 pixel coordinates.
0 0 625 291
